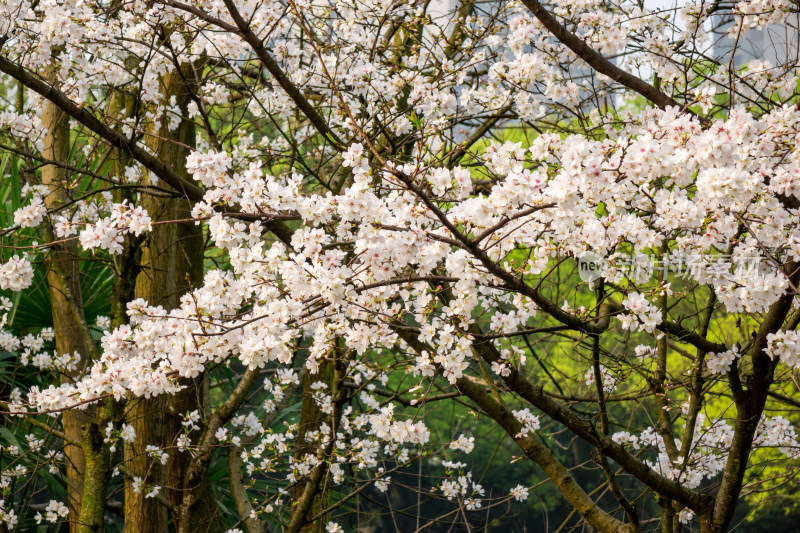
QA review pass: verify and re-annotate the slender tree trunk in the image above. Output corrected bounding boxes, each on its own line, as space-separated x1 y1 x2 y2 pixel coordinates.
292 359 335 533
41 56 95 533
287 359 346 533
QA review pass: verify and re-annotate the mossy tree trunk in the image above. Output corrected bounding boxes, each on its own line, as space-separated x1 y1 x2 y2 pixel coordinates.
76 400 115 533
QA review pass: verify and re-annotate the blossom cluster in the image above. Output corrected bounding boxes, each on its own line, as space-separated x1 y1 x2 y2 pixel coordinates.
1 0 800 528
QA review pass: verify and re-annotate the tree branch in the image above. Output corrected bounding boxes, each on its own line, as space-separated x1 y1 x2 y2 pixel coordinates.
228 446 266 533
454 375 633 533
517 0 687 112
220 0 345 149
0 52 205 202
0 51 297 246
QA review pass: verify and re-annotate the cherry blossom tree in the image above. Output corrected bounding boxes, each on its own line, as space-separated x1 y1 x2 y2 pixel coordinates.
0 0 799 531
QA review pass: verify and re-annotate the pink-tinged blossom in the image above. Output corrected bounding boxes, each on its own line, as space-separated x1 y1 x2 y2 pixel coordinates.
0 256 34 292
13 197 46 229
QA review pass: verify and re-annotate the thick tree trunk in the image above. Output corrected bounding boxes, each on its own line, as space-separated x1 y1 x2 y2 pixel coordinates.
123 393 168 533
41 61 95 533
125 62 215 531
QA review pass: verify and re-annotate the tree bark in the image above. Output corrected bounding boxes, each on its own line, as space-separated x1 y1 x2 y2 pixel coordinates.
709 263 800 532
228 446 266 533
291 356 335 532
125 61 210 531
41 55 95 533
176 368 262 532
77 401 115 533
